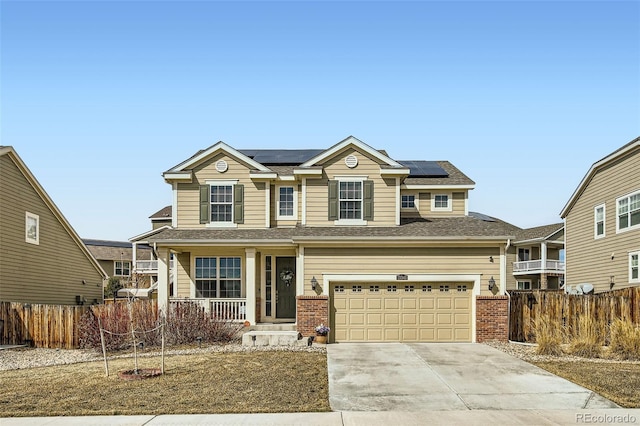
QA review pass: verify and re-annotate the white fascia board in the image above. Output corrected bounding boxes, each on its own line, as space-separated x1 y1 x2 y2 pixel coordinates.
403 184 475 190
277 175 297 181
293 168 323 176
163 171 193 182
152 239 294 247
292 236 511 246
249 172 278 179
129 225 173 242
380 168 411 176
167 141 272 173
300 136 403 168
561 139 639 218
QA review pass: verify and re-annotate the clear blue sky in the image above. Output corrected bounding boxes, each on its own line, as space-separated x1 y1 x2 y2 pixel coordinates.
2 1 639 241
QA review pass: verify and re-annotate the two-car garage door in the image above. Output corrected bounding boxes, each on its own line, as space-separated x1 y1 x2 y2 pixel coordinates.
332 282 472 342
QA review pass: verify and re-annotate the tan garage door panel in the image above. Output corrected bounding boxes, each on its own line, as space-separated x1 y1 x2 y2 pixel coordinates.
332 283 472 343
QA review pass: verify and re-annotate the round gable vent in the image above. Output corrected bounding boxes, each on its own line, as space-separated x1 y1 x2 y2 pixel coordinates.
215 160 228 173
345 154 358 168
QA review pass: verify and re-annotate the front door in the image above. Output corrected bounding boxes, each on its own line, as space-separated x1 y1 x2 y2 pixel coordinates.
276 257 296 319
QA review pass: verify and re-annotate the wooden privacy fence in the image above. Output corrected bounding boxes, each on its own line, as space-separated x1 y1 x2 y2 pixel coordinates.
0 302 90 349
509 287 640 342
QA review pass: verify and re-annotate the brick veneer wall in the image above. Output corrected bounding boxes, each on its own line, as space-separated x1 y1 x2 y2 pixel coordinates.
296 295 329 337
476 295 509 342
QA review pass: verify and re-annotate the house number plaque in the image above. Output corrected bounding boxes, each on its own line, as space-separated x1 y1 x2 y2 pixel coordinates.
396 274 408 281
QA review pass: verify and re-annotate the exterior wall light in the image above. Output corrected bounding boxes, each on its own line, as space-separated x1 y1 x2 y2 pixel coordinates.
488 276 496 291
489 256 494 263
311 276 318 291
610 276 615 290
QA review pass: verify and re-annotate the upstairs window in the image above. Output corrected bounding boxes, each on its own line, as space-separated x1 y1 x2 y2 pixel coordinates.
277 186 296 219
115 261 131 276
617 191 640 233
401 195 415 209
432 193 451 211
199 181 244 226
339 181 362 219
211 185 233 222
328 179 373 223
594 204 605 238
25 212 39 245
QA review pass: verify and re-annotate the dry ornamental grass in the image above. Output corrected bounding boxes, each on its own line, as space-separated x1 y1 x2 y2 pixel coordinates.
0 350 330 417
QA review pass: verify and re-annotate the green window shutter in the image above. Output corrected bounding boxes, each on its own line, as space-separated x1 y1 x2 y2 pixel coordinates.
364 180 374 220
199 185 210 224
234 184 244 224
328 180 338 220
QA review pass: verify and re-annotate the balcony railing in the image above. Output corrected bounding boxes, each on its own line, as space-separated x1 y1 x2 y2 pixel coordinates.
135 259 175 274
513 259 565 274
171 298 247 322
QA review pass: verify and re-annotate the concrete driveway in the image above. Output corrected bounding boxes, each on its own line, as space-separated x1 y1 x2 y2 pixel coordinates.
327 343 619 411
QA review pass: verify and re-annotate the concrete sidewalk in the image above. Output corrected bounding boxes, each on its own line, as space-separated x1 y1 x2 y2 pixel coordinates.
2 410 640 425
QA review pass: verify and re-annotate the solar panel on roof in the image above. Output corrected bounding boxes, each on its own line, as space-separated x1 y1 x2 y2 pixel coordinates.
399 161 448 177
239 149 323 165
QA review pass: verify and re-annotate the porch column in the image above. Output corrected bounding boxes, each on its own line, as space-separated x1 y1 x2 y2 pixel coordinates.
157 247 171 316
132 242 137 273
541 242 548 289
245 248 256 325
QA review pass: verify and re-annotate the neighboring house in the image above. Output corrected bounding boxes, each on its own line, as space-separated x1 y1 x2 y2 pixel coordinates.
506 223 565 290
0 146 107 305
149 205 172 230
561 137 640 293
83 238 154 284
141 136 524 342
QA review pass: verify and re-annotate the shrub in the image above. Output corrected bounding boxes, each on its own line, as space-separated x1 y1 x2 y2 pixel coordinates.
104 277 123 299
534 315 564 356
568 315 604 358
78 300 243 351
610 319 640 360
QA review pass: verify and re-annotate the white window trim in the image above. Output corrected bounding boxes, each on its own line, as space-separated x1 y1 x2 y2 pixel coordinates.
205 179 239 228
335 176 367 225
594 203 606 239
630 251 640 284
191 255 243 299
114 260 131 277
616 190 640 234
517 280 532 290
518 247 531 262
25 212 39 245
431 192 452 212
276 185 298 220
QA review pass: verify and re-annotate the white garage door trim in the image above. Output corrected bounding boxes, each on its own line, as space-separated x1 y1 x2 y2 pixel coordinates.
322 273 481 343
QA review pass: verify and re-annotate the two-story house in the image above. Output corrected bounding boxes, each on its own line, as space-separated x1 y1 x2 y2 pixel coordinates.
507 223 565 290
560 137 640 293
145 136 522 342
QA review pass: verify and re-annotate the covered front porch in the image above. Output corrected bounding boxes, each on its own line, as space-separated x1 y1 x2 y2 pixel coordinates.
155 246 303 326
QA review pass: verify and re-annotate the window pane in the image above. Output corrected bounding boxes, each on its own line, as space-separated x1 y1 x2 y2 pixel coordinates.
435 195 448 208
220 279 241 298
618 198 629 214
631 210 640 227
619 214 629 229
339 181 362 219
279 187 294 216
210 185 233 222
195 280 216 298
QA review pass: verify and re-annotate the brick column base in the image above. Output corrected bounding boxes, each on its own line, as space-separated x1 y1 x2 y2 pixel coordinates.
476 296 509 342
296 295 329 337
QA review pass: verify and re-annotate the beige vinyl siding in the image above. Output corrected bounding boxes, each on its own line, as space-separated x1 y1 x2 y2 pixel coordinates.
303 246 500 296
565 147 640 292
152 219 171 230
505 245 517 290
175 252 191 298
176 153 265 228
305 148 396 226
0 155 104 305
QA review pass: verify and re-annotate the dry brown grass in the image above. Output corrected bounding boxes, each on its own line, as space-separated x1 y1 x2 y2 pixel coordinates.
532 361 640 408
568 315 605 358
610 319 640 360
533 315 564 356
0 351 330 417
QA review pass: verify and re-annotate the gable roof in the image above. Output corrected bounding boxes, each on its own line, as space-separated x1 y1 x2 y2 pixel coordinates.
0 146 108 279
514 223 564 243
150 205 172 220
299 136 406 169
83 239 152 261
402 161 475 186
164 141 272 177
560 136 640 218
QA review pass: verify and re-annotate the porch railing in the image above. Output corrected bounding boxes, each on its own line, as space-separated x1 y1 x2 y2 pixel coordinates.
171 298 247 321
135 259 175 273
513 259 565 274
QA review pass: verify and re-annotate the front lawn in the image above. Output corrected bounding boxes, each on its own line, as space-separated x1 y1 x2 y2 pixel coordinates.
532 361 640 408
0 350 330 417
